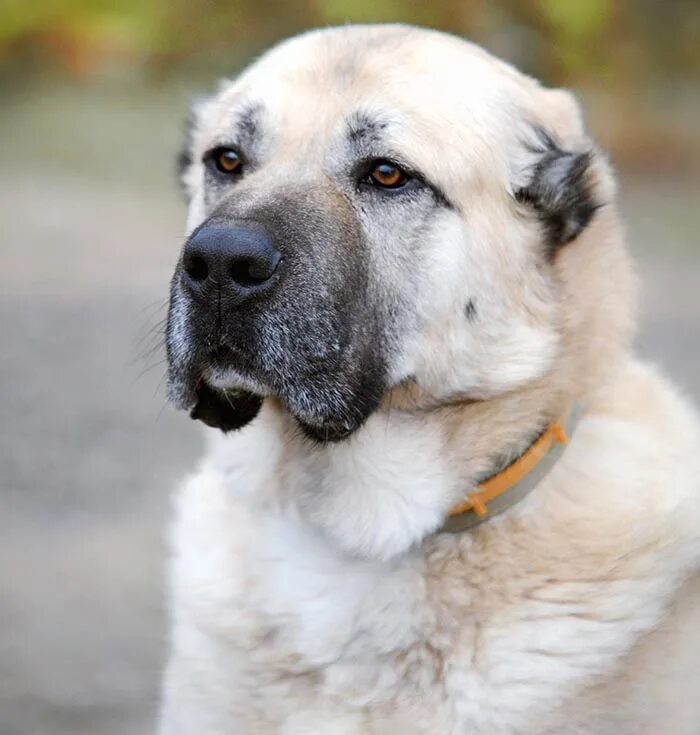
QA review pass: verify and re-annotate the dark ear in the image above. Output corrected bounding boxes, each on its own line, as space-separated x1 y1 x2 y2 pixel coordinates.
176 93 216 200
515 128 599 256
175 105 197 200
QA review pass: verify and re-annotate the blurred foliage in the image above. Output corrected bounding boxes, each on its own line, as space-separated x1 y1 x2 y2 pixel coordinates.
0 0 699 86
0 0 698 173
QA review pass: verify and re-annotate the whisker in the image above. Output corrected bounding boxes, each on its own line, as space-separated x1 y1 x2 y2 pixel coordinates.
131 357 168 386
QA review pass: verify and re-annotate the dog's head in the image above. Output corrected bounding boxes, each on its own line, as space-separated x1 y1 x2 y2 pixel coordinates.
167 25 634 441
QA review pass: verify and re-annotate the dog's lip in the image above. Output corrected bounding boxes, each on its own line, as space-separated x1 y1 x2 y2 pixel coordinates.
189 377 264 432
196 345 271 398
206 344 237 369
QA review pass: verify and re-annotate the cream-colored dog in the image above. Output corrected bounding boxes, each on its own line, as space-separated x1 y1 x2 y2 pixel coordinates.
160 25 700 734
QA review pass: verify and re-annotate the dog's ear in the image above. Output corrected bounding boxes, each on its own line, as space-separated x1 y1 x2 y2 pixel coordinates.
515 127 599 256
176 95 212 202
175 107 196 200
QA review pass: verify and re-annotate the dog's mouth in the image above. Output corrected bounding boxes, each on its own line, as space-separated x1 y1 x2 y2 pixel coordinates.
170 333 386 443
187 376 357 442
190 378 264 433
187 346 265 432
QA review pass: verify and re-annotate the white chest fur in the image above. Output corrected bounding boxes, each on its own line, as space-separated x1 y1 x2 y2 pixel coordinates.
161 365 700 734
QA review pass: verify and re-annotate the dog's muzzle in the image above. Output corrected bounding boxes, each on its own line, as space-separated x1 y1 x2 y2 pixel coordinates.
165 188 388 442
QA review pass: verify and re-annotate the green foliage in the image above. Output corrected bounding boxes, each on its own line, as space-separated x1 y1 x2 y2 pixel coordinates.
319 0 409 24
0 0 698 84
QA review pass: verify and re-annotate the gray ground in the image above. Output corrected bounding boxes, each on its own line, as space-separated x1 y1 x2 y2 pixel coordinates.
1 82 699 735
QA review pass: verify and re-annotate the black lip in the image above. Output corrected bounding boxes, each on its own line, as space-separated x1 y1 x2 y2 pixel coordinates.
189 379 263 432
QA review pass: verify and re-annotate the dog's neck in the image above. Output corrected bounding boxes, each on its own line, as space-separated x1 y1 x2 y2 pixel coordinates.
440 403 579 533
246 380 573 561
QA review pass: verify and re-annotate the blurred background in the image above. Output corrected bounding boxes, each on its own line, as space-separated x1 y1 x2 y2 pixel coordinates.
1 2 698 733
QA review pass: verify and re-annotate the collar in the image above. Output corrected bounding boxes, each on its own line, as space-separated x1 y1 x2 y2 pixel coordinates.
439 403 582 534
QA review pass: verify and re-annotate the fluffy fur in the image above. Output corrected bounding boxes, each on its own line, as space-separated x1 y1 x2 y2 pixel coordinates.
159 25 700 734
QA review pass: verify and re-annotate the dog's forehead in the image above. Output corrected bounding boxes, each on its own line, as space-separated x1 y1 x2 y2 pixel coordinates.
199 26 540 164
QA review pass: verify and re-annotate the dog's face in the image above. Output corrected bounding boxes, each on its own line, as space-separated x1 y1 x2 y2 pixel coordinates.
167 25 603 441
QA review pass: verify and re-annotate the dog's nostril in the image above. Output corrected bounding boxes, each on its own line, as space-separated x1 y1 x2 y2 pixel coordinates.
230 257 280 287
184 254 209 282
181 227 283 296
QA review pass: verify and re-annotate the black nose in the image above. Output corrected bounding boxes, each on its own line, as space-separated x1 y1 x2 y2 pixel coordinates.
181 226 283 300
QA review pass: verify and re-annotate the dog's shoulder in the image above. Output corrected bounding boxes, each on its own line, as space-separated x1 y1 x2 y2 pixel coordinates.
419 358 700 730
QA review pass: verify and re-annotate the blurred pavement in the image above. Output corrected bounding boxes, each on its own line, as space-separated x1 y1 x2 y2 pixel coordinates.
0 83 699 735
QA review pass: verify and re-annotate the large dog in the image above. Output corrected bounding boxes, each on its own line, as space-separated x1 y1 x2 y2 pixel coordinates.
160 25 700 734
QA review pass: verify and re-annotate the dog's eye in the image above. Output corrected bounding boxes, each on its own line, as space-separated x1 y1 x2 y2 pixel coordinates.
367 161 408 189
208 147 243 175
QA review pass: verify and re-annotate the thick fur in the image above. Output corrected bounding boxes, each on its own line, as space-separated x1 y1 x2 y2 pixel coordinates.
160 25 700 734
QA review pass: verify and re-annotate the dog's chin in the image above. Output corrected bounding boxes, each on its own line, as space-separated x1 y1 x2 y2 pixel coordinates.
189 379 366 441
189 379 263 433
178 353 381 441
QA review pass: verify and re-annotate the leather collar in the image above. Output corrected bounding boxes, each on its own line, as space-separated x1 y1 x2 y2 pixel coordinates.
439 404 582 534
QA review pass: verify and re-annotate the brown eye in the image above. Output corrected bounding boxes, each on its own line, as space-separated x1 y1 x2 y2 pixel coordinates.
211 148 242 174
369 161 407 189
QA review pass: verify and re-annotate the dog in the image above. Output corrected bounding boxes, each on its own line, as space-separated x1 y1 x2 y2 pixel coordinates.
159 25 700 734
